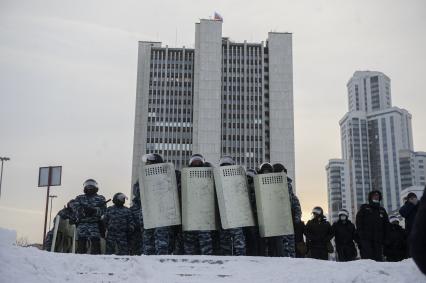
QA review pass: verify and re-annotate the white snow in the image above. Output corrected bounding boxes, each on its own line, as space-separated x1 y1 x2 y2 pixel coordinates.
0 228 424 283
0 227 16 247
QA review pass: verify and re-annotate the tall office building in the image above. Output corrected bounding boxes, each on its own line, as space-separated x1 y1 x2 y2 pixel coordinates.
132 19 295 188
399 149 426 190
327 71 423 220
326 159 351 222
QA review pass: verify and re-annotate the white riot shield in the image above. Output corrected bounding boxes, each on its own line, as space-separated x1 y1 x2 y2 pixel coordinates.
139 163 181 229
213 165 255 229
181 167 217 231
254 172 294 237
51 217 77 253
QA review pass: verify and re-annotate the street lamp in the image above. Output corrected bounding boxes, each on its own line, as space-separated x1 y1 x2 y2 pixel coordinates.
48 195 58 231
0 157 10 199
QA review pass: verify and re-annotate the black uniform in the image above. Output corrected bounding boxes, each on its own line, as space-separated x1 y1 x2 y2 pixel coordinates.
294 221 306 258
384 222 407 262
399 200 418 237
356 190 389 261
305 215 332 260
331 219 357 261
410 187 426 275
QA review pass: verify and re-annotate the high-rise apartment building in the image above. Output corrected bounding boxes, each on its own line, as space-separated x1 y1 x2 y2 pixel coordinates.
327 71 423 220
132 19 295 188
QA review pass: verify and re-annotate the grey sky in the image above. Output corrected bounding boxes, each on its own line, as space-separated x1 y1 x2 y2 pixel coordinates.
1 0 425 243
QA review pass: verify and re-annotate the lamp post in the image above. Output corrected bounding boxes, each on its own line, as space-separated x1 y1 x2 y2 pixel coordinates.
0 157 10 199
48 195 58 231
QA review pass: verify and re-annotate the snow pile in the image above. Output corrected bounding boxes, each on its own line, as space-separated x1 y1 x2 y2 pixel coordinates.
0 227 16 247
0 228 424 283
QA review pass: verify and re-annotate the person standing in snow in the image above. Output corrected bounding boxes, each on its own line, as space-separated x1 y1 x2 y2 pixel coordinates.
410 186 426 275
102 193 135 255
305 206 333 260
384 215 407 262
129 181 143 255
182 154 214 255
356 190 389 261
272 163 301 258
218 156 246 256
399 192 419 238
72 179 107 254
331 209 357 261
141 153 175 255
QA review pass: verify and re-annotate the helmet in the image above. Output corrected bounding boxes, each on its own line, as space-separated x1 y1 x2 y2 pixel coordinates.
204 162 213 167
272 163 287 174
83 179 98 195
312 206 323 216
246 168 257 184
389 215 399 224
142 153 163 165
258 162 274 174
189 154 205 167
219 156 235 166
113 192 127 206
338 209 349 217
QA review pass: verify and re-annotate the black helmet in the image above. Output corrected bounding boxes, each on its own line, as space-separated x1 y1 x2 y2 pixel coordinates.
272 163 287 174
219 156 235 166
204 161 213 167
83 179 98 195
368 190 382 202
113 192 127 206
312 206 324 216
258 162 274 174
246 168 257 183
189 154 205 167
142 153 164 165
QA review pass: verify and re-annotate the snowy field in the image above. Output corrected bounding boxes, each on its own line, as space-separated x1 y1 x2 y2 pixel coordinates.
0 228 424 283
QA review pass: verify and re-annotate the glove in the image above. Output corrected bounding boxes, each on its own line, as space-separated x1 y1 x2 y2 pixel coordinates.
84 207 97 216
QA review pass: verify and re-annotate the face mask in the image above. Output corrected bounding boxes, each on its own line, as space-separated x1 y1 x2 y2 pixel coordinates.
372 199 380 204
339 216 347 221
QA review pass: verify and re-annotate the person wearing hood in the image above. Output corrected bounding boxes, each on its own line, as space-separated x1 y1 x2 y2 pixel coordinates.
356 190 389 261
304 206 333 260
384 215 407 262
331 209 357 261
399 192 419 238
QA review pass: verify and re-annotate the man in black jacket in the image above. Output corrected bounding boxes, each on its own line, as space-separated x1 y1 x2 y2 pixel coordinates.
410 186 426 275
399 192 419 237
356 190 389 261
384 215 407 262
331 209 357 262
305 206 332 260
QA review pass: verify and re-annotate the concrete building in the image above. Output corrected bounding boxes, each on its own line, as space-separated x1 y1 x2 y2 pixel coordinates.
399 150 426 190
132 19 295 188
326 159 351 222
327 71 422 221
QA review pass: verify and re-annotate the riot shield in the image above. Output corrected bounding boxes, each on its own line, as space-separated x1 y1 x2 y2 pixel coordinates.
213 165 255 229
254 172 294 237
181 167 217 231
51 216 77 253
139 163 181 229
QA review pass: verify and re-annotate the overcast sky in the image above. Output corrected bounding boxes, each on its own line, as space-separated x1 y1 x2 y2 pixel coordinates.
1 0 425 243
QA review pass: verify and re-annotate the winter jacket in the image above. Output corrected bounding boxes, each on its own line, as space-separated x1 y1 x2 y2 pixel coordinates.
332 219 357 246
384 223 407 262
410 187 426 275
305 216 332 250
399 201 418 236
356 202 389 243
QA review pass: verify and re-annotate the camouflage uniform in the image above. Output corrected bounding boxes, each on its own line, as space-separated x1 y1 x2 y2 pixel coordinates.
220 228 246 256
143 227 172 255
129 202 143 255
282 178 301 258
72 193 106 254
103 205 135 255
183 231 213 255
45 229 54 251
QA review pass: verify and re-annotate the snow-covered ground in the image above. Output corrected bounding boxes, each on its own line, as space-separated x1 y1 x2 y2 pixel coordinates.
0 228 424 283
